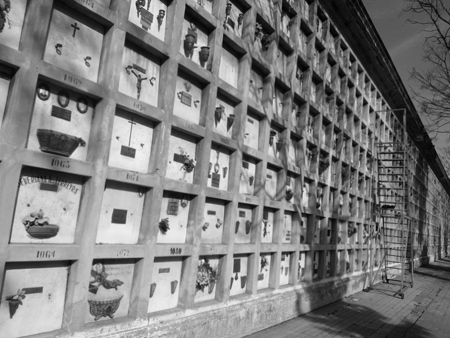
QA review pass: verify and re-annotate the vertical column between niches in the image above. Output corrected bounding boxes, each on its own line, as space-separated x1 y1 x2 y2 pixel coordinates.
62 20 125 329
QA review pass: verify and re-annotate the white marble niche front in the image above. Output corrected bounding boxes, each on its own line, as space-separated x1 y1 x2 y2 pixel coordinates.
86 260 134 323
0 264 69 338
166 130 197 183
179 19 210 68
235 204 253 244
0 0 27 50
148 257 183 313
128 0 168 42
207 144 230 191
243 113 260 150
219 47 239 88
195 256 220 303
265 167 278 200
280 252 291 285
11 168 82 244
239 157 256 195
119 45 160 107
257 253 271 290
44 3 103 82
96 181 146 244
249 70 263 104
28 82 94 161
108 109 154 173
157 192 191 244
229 255 249 296
201 199 225 244
214 96 236 138
282 212 292 243
261 209 274 243
173 77 202 124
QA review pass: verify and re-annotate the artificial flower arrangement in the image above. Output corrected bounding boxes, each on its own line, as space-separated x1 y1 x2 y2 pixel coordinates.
196 259 218 294
179 147 196 173
260 255 269 272
4 289 26 319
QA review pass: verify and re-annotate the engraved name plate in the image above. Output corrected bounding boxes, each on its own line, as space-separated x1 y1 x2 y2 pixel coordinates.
158 268 170 273
121 145 136 158
51 106 72 122
211 172 220 188
239 210 246 217
111 209 128 224
133 63 147 74
233 258 241 273
140 8 154 30
258 273 264 280
242 161 249 169
180 91 192 107
39 183 58 192
22 287 44 294
207 210 216 215
167 198 179 216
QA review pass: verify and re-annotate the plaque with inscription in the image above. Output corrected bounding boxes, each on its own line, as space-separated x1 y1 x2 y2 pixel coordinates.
211 172 220 188
140 8 154 30
247 118 254 124
258 273 264 281
239 210 246 217
286 176 291 186
207 210 216 215
227 18 235 29
179 91 192 107
233 259 241 273
133 63 147 74
39 183 58 192
158 268 170 273
121 145 136 158
173 153 185 163
242 161 249 169
167 198 179 216
111 209 128 224
51 105 72 122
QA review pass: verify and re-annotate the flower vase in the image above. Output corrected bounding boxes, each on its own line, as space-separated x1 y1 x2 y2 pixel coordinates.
235 220 240 234
171 280 178 294
183 34 196 59
199 46 210 68
150 283 157 297
227 114 235 131
240 276 247 289
245 220 252 235
8 300 21 319
230 277 233 290
208 280 215 294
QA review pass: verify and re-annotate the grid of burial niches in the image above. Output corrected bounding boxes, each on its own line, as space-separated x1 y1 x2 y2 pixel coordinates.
0 0 416 335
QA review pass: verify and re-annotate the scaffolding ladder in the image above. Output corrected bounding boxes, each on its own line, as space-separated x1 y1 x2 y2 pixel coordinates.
376 110 414 299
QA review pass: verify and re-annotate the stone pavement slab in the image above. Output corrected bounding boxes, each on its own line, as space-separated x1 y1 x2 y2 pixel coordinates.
244 258 450 338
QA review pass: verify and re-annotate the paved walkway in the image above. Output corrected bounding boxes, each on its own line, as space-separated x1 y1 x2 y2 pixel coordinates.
245 258 450 338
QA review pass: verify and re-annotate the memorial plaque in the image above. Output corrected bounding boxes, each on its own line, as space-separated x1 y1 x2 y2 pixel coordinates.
207 210 216 215
39 183 59 192
233 259 241 273
158 268 170 273
133 63 147 74
227 17 235 29
242 161 249 169
180 91 192 107
167 198 179 216
51 106 72 122
239 211 246 217
258 273 264 281
140 8 154 30
173 153 185 163
211 172 220 188
111 209 128 224
121 145 136 158
247 118 254 124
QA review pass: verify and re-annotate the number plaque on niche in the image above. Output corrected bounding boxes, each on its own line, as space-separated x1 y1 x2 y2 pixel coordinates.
111 209 128 224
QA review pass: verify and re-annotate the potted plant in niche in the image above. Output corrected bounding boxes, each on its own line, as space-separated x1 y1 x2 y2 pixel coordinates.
22 209 60 239
196 259 218 294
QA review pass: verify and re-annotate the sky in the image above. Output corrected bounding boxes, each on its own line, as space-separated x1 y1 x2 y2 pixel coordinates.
363 0 447 147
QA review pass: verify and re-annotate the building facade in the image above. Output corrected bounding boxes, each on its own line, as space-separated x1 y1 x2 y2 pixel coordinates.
0 0 449 337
